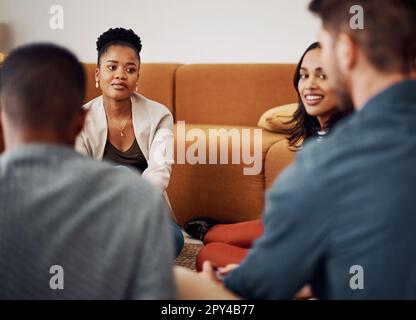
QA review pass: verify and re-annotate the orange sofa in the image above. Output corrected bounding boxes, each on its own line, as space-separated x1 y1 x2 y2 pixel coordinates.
0 63 298 225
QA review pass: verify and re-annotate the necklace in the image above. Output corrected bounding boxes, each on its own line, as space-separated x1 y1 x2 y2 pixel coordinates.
108 113 132 137
103 102 132 137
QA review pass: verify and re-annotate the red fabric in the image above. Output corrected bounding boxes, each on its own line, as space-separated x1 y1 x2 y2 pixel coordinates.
203 220 263 248
196 243 249 272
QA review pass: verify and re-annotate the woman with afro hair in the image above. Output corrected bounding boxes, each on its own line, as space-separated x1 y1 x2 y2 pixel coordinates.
75 27 184 257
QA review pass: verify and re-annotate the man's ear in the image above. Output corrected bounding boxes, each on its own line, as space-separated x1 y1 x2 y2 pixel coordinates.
336 33 358 74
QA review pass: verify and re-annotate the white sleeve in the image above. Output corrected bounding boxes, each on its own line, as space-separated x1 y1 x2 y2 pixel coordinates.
142 112 174 192
74 132 90 157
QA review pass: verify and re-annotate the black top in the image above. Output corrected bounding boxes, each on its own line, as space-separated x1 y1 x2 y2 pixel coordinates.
103 139 148 173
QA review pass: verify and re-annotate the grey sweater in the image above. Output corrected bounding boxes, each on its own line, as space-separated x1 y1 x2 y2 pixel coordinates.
0 144 175 299
225 80 416 299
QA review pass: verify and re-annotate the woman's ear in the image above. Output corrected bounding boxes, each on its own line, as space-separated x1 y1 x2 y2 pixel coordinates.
95 67 100 82
95 67 100 89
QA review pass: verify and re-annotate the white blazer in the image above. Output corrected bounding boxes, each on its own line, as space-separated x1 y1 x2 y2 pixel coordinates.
75 93 174 212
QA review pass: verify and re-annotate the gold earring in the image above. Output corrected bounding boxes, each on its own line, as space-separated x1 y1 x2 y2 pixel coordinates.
95 79 99 88
135 84 138 92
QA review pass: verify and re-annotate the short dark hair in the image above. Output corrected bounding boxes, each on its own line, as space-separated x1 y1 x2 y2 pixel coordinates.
309 0 416 74
0 43 85 131
284 42 351 150
96 28 142 66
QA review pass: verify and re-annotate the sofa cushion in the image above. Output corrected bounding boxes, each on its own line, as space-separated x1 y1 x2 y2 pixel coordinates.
167 123 291 225
257 102 298 132
82 63 181 116
175 64 297 126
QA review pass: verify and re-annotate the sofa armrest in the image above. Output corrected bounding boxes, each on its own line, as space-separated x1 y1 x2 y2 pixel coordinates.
265 138 295 190
167 124 286 225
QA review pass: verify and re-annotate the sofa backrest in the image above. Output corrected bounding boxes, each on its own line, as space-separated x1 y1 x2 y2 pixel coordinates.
0 63 297 153
175 64 297 126
82 63 181 116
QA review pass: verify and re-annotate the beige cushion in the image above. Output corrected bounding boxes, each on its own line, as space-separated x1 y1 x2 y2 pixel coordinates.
257 103 298 132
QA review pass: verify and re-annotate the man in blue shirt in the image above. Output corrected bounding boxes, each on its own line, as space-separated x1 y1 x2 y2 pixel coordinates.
175 0 416 299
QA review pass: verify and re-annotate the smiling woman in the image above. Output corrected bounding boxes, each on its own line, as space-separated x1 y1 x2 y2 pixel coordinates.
75 27 184 258
284 42 352 150
298 46 338 124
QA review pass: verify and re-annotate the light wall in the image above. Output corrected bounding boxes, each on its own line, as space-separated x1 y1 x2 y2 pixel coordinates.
0 0 320 63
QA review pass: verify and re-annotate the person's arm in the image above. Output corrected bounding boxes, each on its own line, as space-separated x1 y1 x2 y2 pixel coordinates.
224 158 333 299
74 131 90 156
74 107 92 156
142 113 174 192
128 187 176 299
174 265 240 300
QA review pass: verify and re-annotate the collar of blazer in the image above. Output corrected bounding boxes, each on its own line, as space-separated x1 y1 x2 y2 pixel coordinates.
83 93 151 160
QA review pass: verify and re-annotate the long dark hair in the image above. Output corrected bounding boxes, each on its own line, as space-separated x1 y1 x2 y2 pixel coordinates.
285 42 351 150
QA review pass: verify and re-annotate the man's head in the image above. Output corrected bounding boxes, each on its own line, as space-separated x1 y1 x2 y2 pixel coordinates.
309 0 416 109
0 43 86 148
